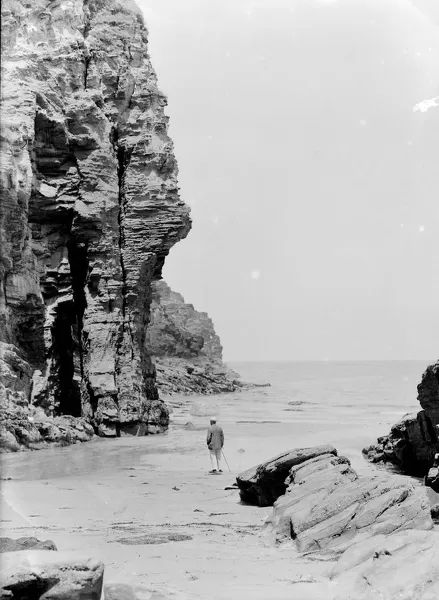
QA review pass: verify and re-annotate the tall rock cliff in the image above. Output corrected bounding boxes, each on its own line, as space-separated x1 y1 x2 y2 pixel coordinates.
0 0 191 441
146 281 240 395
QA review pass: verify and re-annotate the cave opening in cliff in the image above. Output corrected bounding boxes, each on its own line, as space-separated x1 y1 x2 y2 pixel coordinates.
52 300 82 417
49 240 89 418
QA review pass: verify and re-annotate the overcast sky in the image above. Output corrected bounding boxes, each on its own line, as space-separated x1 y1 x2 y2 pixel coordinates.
136 0 439 362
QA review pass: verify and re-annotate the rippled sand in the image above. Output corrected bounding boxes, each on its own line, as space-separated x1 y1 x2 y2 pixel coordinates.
0 389 432 599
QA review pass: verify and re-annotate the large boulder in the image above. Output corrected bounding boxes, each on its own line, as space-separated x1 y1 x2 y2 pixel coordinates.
0 537 56 553
0 550 104 599
264 449 433 552
332 529 439 600
363 361 439 475
236 445 338 506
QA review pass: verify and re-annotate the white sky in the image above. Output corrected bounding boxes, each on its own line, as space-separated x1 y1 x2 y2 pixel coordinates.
136 0 439 361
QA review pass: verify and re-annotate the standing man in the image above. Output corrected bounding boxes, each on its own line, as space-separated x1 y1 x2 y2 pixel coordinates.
206 416 224 473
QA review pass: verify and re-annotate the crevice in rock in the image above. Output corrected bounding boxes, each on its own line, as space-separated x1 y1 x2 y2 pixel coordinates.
45 238 90 418
116 139 134 353
67 238 88 383
52 299 82 417
84 55 91 89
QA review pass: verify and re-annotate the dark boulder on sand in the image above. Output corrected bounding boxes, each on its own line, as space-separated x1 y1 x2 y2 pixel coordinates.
363 361 439 475
236 444 338 506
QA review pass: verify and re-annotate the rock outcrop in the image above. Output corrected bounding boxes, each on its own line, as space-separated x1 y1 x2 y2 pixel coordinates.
265 450 432 552
0 550 104 599
1 0 192 442
237 445 433 554
236 445 338 506
236 446 439 599
0 401 95 452
146 281 240 395
363 361 439 474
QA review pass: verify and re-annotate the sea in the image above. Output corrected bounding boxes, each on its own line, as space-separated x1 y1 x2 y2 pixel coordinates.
229 360 428 414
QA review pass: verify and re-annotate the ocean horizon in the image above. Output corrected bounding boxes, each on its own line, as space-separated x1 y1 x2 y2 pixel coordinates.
225 360 430 419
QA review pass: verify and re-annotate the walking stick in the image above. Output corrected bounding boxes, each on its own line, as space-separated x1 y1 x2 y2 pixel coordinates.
222 450 231 472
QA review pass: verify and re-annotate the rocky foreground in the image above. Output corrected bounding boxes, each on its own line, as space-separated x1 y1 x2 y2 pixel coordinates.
1 537 193 600
2 441 439 599
237 445 439 599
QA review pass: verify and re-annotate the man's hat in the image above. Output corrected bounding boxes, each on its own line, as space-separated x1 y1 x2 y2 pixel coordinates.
210 416 217 421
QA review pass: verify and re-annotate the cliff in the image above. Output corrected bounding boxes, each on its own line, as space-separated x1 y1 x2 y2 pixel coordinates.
363 361 439 474
0 0 192 445
146 281 240 395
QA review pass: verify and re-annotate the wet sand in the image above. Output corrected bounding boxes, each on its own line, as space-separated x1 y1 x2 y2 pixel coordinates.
0 390 434 599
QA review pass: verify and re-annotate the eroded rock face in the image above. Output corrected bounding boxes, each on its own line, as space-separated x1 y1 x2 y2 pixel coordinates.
0 0 191 438
264 448 433 553
363 361 439 474
146 281 240 395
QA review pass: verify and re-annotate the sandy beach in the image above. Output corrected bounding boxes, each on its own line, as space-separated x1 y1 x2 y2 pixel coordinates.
3 386 436 599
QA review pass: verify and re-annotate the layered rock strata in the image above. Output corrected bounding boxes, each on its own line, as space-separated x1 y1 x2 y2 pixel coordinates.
236 445 337 506
146 281 240 395
363 361 439 474
237 445 439 597
237 445 433 554
1 0 191 440
265 450 432 552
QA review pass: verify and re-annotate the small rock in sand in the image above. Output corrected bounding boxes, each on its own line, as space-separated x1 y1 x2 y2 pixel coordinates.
0 550 104 599
0 537 57 553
